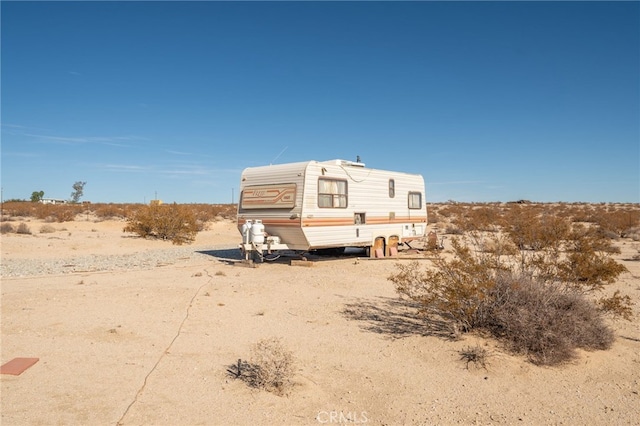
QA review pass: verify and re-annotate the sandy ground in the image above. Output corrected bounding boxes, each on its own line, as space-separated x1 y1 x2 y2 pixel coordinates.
1 218 639 425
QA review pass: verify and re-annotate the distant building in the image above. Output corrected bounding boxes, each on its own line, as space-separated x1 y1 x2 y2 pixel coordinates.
150 199 163 205
40 198 67 205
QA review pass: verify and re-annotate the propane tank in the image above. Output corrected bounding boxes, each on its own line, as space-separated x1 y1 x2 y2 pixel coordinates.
250 220 265 244
241 220 252 244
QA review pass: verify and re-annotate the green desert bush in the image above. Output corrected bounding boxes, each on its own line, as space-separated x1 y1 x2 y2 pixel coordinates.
123 203 199 245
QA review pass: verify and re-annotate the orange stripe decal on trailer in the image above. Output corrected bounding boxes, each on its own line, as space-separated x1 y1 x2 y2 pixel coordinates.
244 217 427 228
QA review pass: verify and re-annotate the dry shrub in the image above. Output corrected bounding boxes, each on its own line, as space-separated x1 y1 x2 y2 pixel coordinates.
93 203 129 219
444 224 463 235
34 204 82 222
459 345 490 369
487 275 614 365
503 208 571 251
479 233 518 256
237 337 296 396
427 208 439 225
123 203 198 245
392 258 616 365
390 209 629 365
554 225 627 291
16 222 31 234
390 238 507 332
190 203 237 222
593 209 640 238
56 205 82 222
1 223 15 234
598 290 634 321
1 202 238 225
455 206 502 232
39 224 56 234
2 202 35 218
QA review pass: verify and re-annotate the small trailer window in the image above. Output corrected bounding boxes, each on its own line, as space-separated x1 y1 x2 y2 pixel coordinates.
389 179 395 198
408 192 422 209
318 178 347 208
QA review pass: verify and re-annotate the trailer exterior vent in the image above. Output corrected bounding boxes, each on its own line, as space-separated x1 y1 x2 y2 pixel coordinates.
333 159 366 168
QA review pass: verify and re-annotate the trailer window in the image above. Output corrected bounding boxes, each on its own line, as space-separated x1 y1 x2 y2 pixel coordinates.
318 178 347 208
408 192 422 209
389 179 395 198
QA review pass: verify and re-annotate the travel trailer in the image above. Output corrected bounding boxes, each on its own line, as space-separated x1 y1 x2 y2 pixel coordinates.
237 159 428 262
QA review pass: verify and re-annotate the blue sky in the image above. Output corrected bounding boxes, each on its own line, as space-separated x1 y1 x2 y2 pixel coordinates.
1 1 638 204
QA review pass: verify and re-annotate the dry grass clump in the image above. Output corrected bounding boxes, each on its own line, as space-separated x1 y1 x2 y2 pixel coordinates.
1 223 15 234
231 337 296 396
16 223 32 235
39 224 57 234
249 337 296 395
459 344 491 369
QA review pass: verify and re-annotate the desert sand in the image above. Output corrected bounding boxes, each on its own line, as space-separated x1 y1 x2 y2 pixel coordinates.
1 217 639 425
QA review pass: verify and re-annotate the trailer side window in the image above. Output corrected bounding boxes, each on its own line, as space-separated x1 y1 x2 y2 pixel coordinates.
389 179 395 198
318 178 347 208
408 192 422 209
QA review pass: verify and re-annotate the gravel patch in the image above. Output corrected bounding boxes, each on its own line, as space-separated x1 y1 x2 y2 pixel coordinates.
0 244 242 277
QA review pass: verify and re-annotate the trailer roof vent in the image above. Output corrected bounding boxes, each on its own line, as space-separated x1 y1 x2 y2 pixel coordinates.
333 159 366 168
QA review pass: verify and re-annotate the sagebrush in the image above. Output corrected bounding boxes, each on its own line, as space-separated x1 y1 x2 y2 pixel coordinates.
390 205 634 366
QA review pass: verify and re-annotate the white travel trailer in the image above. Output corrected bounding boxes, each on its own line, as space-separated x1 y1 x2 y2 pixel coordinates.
237 159 428 262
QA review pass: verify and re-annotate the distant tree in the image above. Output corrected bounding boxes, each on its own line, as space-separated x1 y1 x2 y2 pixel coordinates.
70 181 86 203
30 190 45 203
